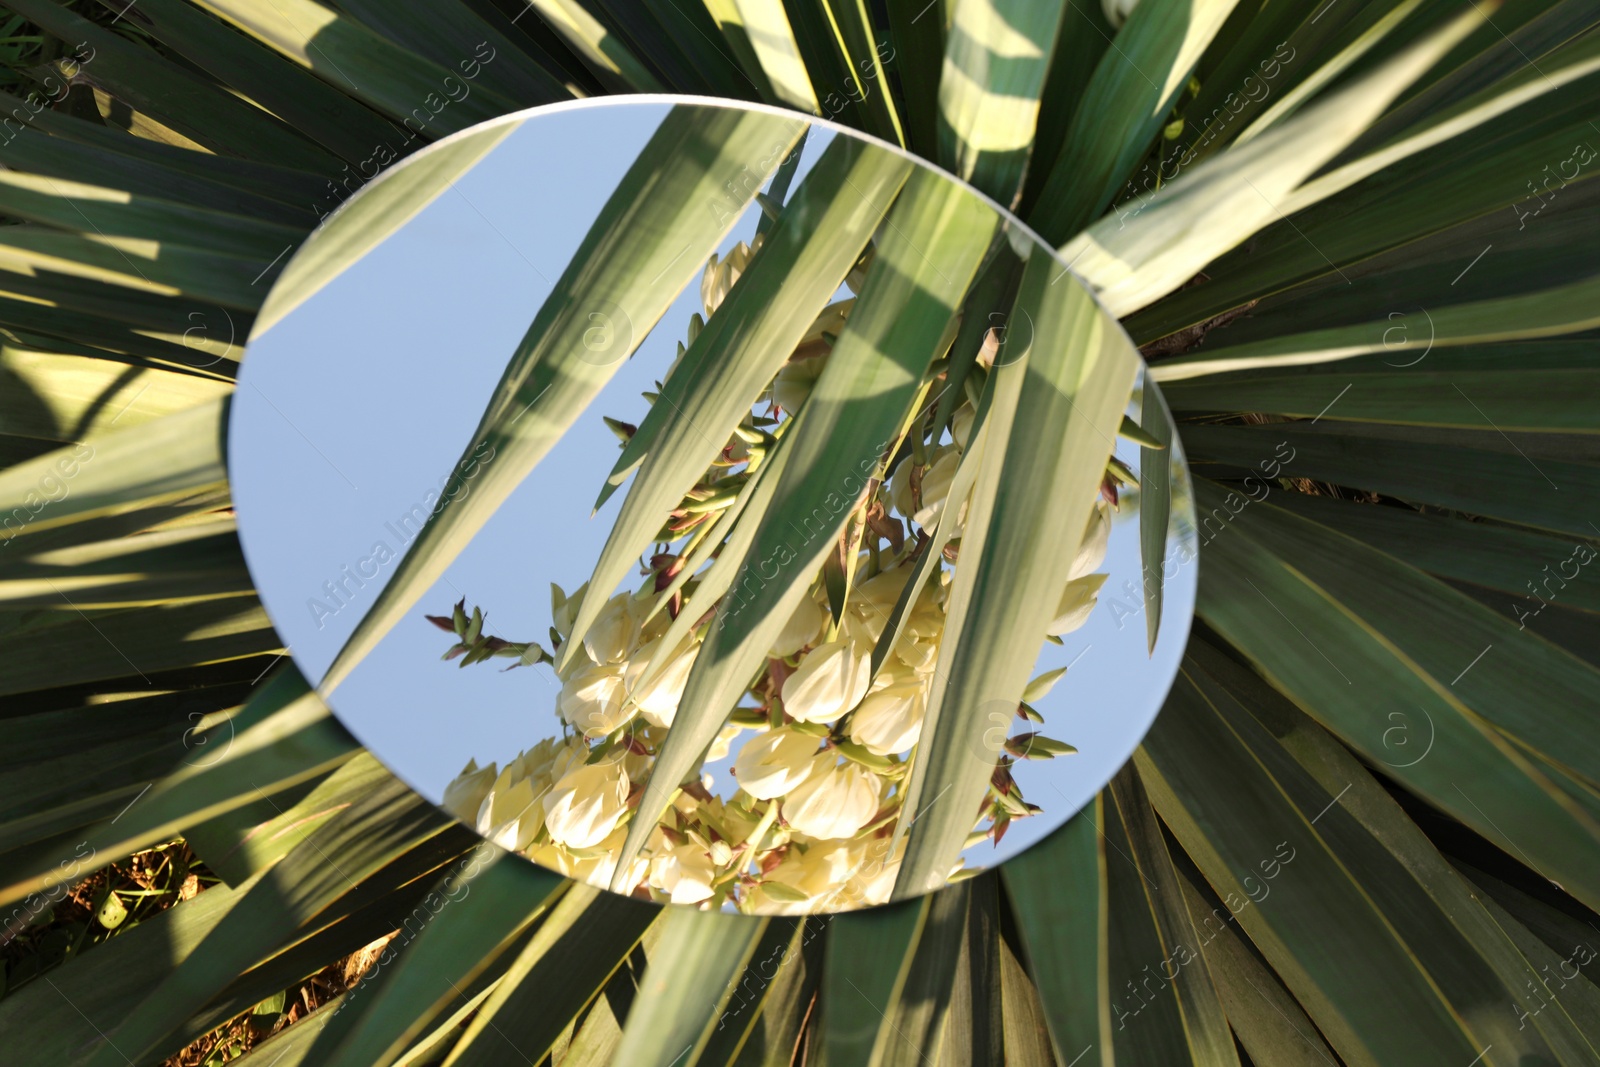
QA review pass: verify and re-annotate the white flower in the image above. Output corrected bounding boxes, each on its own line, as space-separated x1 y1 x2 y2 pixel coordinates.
782 638 871 723
773 352 828 414
624 635 698 728
1047 573 1107 636
475 768 541 852
550 581 589 643
839 834 902 909
557 663 635 739
757 839 864 913
782 755 880 839
650 843 718 904
533 824 647 894
848 680 926 756
1070 499 1111 581
706 721 744 762
733 726 818 800
951 403 976 451
442 758 496 825
770 593 827 658
543 760 629 849
889 445 962 529
583 592 641 665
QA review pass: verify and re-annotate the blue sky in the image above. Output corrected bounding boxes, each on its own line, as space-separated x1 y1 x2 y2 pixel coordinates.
230 99 1197 875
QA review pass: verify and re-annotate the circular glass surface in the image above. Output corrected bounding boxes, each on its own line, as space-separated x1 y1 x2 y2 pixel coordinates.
230 97 1198 914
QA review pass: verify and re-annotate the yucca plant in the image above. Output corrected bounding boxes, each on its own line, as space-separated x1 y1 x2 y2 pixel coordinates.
1 1 1598 1066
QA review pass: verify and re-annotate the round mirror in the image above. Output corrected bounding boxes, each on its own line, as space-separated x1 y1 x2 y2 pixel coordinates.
230 97 1197 914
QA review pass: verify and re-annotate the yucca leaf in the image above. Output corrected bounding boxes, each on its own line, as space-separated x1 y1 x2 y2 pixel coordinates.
560 133 913 670
84 0 420 166
1000 800 1111 1067
1105 766 1239 1066
522 0 667 92
1028 0 1244 243
1153 272 1600 382
0 667 356 910
817 894 930 1065
0 520 248 608
611 908 768 1067
1171 864 1340 1067
1137 667 1488 1064
695 916 806 1065
1163 340 1600 430
1184 423 1600 540
0 347 232 442
782 0 903 143
320 106 806 694
325 0 573 105
442 881 659 1067
253 121 519 337
1264 489 1600 615
893 251 1137 899
615 165 996 885
937 0 1068 204
1138 379 1174 654
187 0 520 131
1194 640 1600 1060
79 775 466 1067
730 0 822 110
1061 7 1485 318
3 0 339 173
302 850 566 1067
1189 482 1600 911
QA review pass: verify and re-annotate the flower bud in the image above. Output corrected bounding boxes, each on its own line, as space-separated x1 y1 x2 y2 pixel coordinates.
1102 0 1138 28
543 760 629 849
782 638 871 723
624 635 699 727
441 758 496 824
848 680 927 756
951 402 976 451
1069 499 1111 581
650 843 718 904
557 663 635 738
782 755 881 840
583 592 641 665
733 726 819 800
773 352 828 414
475 769 541 851
889 445 962 529
1047 573 1108 636
770 592 827 658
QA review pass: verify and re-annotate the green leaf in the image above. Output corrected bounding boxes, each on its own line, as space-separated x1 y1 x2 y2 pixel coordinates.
816 895 930 1065
617 165 997 884
1188 482 1600 911
936 0 1068 204
1152 273 1600 382
893 250 1137 899
188 0 522 131
253 121 519 337
442 882 659 1067
304 851 566 1067
1060 6 1487 317
0 666 356 911
321 105 807 694
1029 0 1245 243
1139 379 1174 653
611 908 768 1067
1106 765 1239 1066
520 0 666 92
1001 799 1110 1067
1182 423 1600 540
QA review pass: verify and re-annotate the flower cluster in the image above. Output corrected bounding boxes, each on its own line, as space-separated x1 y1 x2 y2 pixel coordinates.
437 237 1112 913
